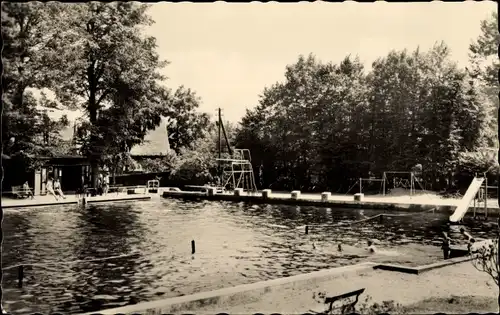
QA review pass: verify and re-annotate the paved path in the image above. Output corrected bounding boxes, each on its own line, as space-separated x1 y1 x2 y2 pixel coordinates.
257 191 498 207
2 192 151 209
216 190 499 212
189 261 498 314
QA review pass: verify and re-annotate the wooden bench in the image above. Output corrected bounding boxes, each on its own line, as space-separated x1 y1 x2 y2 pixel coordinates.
310 288 365 314
11 186 33 199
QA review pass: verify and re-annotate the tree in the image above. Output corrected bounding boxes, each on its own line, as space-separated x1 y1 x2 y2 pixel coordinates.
166 86 211 154
170 124 219 185
1 2 71 162
236 54 371 191
469 11 499 87
468 11 499 147
47 2 173 187
236 45 487 193
137 153 178 174
365 43 486 190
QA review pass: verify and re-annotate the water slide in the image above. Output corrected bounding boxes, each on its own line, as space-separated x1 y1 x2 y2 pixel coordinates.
449 177 485 223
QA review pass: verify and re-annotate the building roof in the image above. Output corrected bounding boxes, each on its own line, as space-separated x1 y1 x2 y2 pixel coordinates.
130 116 171 156
60 116 171 157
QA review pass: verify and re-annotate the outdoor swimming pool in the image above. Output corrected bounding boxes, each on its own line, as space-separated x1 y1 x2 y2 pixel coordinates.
2 199 498 314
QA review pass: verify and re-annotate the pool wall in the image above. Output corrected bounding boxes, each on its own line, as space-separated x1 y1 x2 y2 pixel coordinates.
82 256 474 315
2 194 152 209
162 190 499 216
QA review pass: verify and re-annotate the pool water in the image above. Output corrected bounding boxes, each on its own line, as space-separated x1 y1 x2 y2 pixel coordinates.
2 199 497 314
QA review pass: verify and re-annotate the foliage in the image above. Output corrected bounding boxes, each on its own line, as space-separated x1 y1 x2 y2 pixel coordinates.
469 11 499 87
312 292 406 314
356 295 407 315
29 2 211 185
470 236 500 313
468 11 499 147
166 86 211 154
170 120 237 184
2 2 215 185
34 2 171 186
1 2 73 163
235 44 488 192
471 238 499 287
458 150 499 176
136 152 178 173
169 126 218 184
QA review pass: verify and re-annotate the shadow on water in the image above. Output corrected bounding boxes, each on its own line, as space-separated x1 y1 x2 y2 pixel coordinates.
2 199 498 314
63 203 152 313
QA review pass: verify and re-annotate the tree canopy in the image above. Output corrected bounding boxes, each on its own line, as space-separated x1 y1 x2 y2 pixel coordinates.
2 4 497 192
1 2 71 162
2 2 210 184
235 42 493 192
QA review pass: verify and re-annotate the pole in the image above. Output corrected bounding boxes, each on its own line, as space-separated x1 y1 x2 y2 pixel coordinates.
410 173 413 197
484 176 488 219
359 178 362 194
382 174 386 196
473 196 476 219
18 265 24 288
217 108 222 163
218 108 222 177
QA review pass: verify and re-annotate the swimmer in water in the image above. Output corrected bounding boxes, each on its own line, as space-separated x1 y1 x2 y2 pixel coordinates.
366 240 377 253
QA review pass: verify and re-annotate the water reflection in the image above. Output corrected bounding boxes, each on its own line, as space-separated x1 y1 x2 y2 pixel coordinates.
65 204 150 312
2 200 498 314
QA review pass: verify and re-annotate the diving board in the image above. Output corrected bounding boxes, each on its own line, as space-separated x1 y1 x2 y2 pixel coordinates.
449 177 485 223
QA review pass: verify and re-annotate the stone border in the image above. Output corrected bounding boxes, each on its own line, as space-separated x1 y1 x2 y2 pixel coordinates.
2 196 152 209
80 262 377 315
162 191 463 213
87 196 151 204
2 200 77 208
373 256 474 275
81 256 476 315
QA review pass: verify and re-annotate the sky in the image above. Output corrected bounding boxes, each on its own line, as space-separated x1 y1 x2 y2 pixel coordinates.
146 1 496 123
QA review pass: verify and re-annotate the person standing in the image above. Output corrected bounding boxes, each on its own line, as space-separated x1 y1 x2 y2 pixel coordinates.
442 232 452 260
97 173 104 196
103 172 110 195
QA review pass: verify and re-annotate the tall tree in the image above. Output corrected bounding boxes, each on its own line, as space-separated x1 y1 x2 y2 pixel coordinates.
468 11 499 147
166 86 211 154
236 45 486 192
47 2 173 186
1 2 70 161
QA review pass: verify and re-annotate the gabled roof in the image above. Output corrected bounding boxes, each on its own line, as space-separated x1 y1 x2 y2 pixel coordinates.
130 116 171 156
59 116 171 157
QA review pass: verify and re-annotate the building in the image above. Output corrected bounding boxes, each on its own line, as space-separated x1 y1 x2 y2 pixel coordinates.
2 153 90 196
130 116 171 158
2 116 172 197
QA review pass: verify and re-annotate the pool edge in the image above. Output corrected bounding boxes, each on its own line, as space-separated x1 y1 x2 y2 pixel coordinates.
81 257 475 315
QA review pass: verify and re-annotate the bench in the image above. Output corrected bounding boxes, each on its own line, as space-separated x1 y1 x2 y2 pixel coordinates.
11 186 33 199
310 288 365 314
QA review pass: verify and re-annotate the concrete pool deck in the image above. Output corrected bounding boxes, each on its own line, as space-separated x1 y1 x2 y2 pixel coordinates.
2 193 152 209
83 257 497 315
162 190 500 215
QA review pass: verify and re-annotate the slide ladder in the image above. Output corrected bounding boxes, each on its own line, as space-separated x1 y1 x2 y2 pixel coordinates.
449 177 485 223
